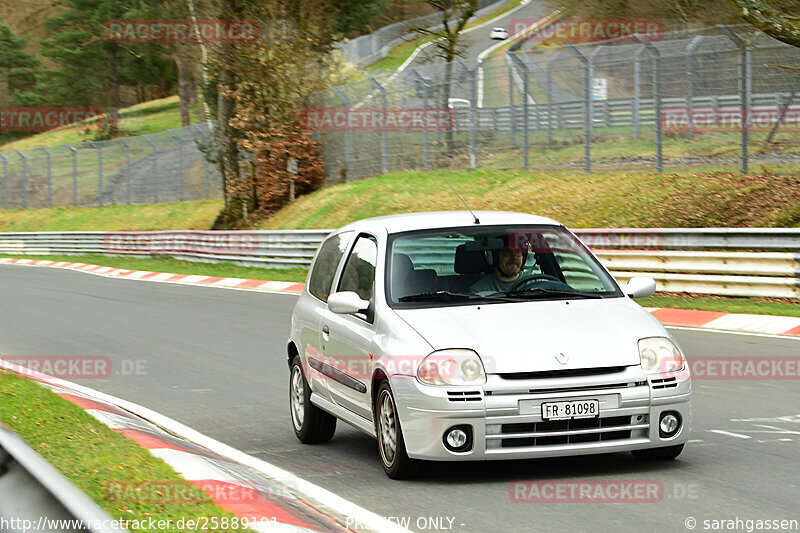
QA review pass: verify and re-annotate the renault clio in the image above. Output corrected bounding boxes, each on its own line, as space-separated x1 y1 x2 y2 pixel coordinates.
287 212 691 478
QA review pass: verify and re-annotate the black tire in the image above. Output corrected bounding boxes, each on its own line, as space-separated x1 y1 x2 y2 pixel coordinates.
289 356 336 444
375 381 417 479
632 443 685 461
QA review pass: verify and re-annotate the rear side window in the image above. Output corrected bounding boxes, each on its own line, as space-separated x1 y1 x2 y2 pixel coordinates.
308 233 350 302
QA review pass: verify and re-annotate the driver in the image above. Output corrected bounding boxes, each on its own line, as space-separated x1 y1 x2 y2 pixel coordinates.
470 236 526 294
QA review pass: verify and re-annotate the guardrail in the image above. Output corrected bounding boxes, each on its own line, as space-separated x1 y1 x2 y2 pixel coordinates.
0 228 798 298
0 230 330 270
0 422 128 533
457 94 800 131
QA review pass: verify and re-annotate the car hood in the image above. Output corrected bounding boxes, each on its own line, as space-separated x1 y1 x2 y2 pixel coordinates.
393 297 665 374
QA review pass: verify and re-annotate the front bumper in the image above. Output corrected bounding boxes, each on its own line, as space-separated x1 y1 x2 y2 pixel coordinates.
391 366 691 461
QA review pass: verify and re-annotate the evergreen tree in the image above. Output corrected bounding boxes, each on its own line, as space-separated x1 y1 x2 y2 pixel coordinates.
333 0 388 37
0 16 39 104
29 0 174 134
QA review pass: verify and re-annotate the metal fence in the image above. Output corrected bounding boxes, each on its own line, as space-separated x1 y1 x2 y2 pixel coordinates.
312 24 800 181
0 1 515 210
0 123 221 209
335 0 506 67
3 25 799 209
1 228 799 298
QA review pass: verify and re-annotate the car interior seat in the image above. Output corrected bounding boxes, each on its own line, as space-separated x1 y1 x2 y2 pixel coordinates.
391 253 438 299
452 244 491 292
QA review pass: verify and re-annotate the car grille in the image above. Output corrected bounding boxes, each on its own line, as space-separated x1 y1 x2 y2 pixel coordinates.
485 381 646 396
486 381 647 396
447 390 482 402
486 415 650 449
650 376 678 389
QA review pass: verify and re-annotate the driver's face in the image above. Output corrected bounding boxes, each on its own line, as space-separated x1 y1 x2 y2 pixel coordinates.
497 247 523 278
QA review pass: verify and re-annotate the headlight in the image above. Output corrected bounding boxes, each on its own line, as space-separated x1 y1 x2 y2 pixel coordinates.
638 337 685 375
417 349 486 386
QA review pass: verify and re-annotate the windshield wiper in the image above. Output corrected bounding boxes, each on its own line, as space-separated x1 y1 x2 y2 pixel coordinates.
496 288 604 299
398 290 516 303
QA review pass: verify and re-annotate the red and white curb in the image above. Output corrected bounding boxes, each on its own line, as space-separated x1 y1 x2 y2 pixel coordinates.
0 360 410 533
0 258 305 294
647 308 800 338
2 256 798 338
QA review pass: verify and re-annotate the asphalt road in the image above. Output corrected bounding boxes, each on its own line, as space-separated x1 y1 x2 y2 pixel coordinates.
409 0 549 69
2 265 800 533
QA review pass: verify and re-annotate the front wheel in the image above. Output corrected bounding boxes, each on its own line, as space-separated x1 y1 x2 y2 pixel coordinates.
632 444 684 461
376 382 416 479
289 356 336 443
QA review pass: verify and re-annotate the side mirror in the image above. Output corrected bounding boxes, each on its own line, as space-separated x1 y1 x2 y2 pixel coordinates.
624 276 656 299
328 291 370 315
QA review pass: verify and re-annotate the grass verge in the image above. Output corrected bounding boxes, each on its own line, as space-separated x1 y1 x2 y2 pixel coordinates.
0 374 243 532
0 200 223 232
0 96 201 152
0 253 309 282
1 167 798 233
257 166 800 230
638 294 800 318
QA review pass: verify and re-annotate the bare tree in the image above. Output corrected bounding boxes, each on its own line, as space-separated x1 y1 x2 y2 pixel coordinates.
727 0 800 47
415 0 477 151
216 0 243 213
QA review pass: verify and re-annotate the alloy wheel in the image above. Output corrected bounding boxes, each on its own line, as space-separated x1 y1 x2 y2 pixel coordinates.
378 390 398 466
290 365 306 431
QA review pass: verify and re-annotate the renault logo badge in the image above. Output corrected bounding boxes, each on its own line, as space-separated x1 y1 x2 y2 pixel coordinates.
555 352 569 365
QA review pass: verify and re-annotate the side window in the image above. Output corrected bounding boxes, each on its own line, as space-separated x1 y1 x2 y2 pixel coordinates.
338 235 378 301
308 233 350 302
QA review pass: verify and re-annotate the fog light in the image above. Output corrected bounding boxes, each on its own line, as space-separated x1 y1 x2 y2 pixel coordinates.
442 425 473 452
447 429 467 448
659 412 681 438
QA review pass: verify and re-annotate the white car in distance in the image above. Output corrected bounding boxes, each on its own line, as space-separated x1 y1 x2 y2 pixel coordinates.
490 27 509 40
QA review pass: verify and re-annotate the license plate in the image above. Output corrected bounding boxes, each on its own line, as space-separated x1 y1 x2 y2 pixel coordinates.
542 400 600 421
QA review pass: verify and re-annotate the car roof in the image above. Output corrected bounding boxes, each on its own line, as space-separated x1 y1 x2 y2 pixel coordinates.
337 211 563 235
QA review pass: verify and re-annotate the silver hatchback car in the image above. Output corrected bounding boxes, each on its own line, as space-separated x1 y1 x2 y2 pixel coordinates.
287 211 691 478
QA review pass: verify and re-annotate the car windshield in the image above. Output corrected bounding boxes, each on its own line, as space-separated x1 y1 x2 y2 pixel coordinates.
387 225 622 307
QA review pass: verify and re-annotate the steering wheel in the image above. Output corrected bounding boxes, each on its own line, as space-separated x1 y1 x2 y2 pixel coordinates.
509 274 563 291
